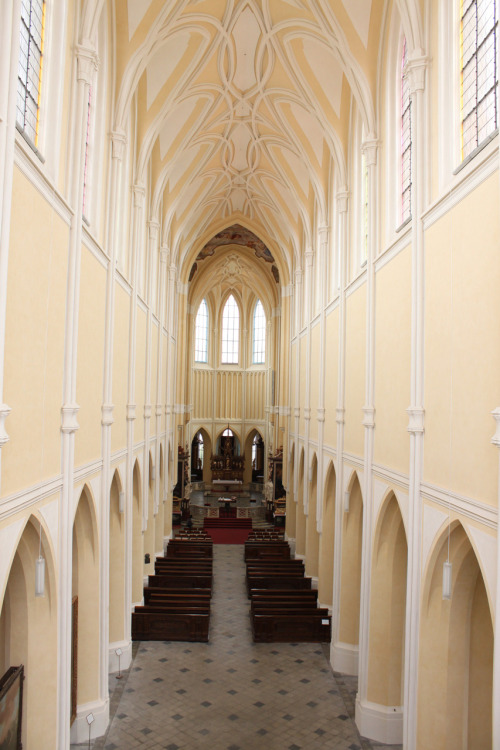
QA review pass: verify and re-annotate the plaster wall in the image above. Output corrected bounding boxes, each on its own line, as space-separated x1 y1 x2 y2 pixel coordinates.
344 286 366 457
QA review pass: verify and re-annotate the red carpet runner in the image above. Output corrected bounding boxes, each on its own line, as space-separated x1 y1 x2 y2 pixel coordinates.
203 517 252 544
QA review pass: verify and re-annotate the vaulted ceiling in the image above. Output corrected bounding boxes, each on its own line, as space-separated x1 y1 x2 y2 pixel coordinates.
108 0 387 281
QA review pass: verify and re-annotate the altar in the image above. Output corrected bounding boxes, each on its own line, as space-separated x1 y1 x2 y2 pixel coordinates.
210 434 245 483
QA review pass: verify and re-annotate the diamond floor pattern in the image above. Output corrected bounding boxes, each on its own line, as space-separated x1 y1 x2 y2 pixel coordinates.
71 545 402 750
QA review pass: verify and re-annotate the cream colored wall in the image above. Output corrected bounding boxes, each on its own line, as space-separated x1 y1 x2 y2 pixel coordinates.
150 322 159 435
111 283 130 452
75 249 107 467
299 335 306 435
324 309 339 445
134 307 147 444
309 323 320 443
344 286 366 457
424 173 500 503
2 167 68 495
373 246 411 471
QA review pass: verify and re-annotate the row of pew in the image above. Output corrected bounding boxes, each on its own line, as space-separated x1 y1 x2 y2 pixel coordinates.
245 538 331 643
131 538 213 642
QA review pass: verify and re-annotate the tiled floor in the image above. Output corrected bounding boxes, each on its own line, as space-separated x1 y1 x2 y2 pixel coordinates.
72 545 402 749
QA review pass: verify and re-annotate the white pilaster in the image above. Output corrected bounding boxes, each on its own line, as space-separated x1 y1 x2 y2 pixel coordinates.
491 407 500 748
402 53 428 750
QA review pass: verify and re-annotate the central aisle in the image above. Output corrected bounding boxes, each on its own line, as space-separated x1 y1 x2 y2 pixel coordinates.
88 546 400 750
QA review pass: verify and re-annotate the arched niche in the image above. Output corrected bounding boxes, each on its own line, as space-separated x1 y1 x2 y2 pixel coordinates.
417 521 493 750
339 472 363 650
0 515 57 748
109 470 125 647
132 460 143 604
295 448 306 556
286 443 296 538
318 460 336 606
72 485 100 710
143 452 155 577
243 428 265 484
305 453 319 578
367 492 407 707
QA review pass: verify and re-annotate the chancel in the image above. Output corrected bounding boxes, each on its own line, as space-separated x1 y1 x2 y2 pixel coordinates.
0 1 499 749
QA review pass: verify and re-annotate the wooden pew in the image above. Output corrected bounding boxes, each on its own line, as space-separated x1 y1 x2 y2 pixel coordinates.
251 609 331 643
246 575 312 594
148 573 212 589
132 611 210 642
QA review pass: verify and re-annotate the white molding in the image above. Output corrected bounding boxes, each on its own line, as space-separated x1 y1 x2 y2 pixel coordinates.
74 459 103 485
372 463 410 492
330 641 358 675
137 296 148 314
82 226 110 270
13 138 73 225
0 474 63 519
345 267 366 299
116 270 132 296
342 452 364 471
374 224 412 273
325 295 340 317
108 639 132 674
70 697 109 744
355 698 403 745
421 481 497 529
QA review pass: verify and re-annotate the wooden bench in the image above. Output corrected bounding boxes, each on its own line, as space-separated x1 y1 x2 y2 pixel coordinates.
249 588 318 600
251 609 331 643
148 574 212 589
244 544 291 561
132 611 210 642
246 575 312 594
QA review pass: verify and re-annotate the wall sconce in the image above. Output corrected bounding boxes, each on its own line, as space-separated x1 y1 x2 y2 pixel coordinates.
119 491 125 513
344 489 350 513
442 561 452 600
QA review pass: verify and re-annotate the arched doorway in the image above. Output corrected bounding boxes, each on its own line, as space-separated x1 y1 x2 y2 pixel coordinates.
286 443 296 539
318 461 336 607
366 493 407 708
132 461 143 604
305 454 319 580
0 516 57 749
72 486 100 716
417 522 493 750
109 471 125 649
337 472 363 670
143 453 155 577
295 449 306 556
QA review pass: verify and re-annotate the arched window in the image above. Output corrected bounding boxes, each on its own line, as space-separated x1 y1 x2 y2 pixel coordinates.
401 37 412 224
221 294 239 364
195 299 209 363
16 0 46 149
461 0 498 160
252 299 266 364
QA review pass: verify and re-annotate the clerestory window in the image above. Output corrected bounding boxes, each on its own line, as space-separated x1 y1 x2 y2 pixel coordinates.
401 37 412 223
221 295 239 364
252 300 266 364
17 0 46 149
195 299 209 363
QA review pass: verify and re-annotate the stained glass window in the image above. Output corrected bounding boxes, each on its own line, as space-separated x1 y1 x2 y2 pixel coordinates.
195 299 209 363
252 300 266 364
221 295 239 364
17 0 46 147
461 0 498 159
401 37 412 223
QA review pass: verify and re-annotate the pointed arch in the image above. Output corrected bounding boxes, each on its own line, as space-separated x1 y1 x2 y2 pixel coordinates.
318 460 336 607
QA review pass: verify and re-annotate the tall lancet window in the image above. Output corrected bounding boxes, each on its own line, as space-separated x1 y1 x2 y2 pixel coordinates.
195 299 209 363
401 37 412 223
221 294 239 364
461 0 498 159
252 300 266 364
17 0 46 148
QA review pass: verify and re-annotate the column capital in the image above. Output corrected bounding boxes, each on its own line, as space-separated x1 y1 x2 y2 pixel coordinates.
317 407 326 423
148 220 160 241
304 407 311 421
294 407 301 419
407 406 425 434
61 403 80 434
76 44 99 84
133 183 146 208
492 407 500 447
294 268 303 283
336 407 345 425
169 264 177 281
160 245 169 264
126 403 137 421
0 404 12 447
101 403 114 426
110 130 127 161
144 404 152 420
404 55 429 95
361 138 379 167
318 225 330 242
336 188 349 213
305 248 314 266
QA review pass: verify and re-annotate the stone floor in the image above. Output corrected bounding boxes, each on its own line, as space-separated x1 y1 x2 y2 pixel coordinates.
72 545 402 750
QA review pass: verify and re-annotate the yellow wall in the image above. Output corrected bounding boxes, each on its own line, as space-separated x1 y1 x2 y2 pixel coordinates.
324 309 339 446
135 307 147 444
374 247 411 471
299 335 306 435
2 167 68 495
310 322 320 442
424 174 500 503
111 283 130 453
75 249 107 467
344 286 366 457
